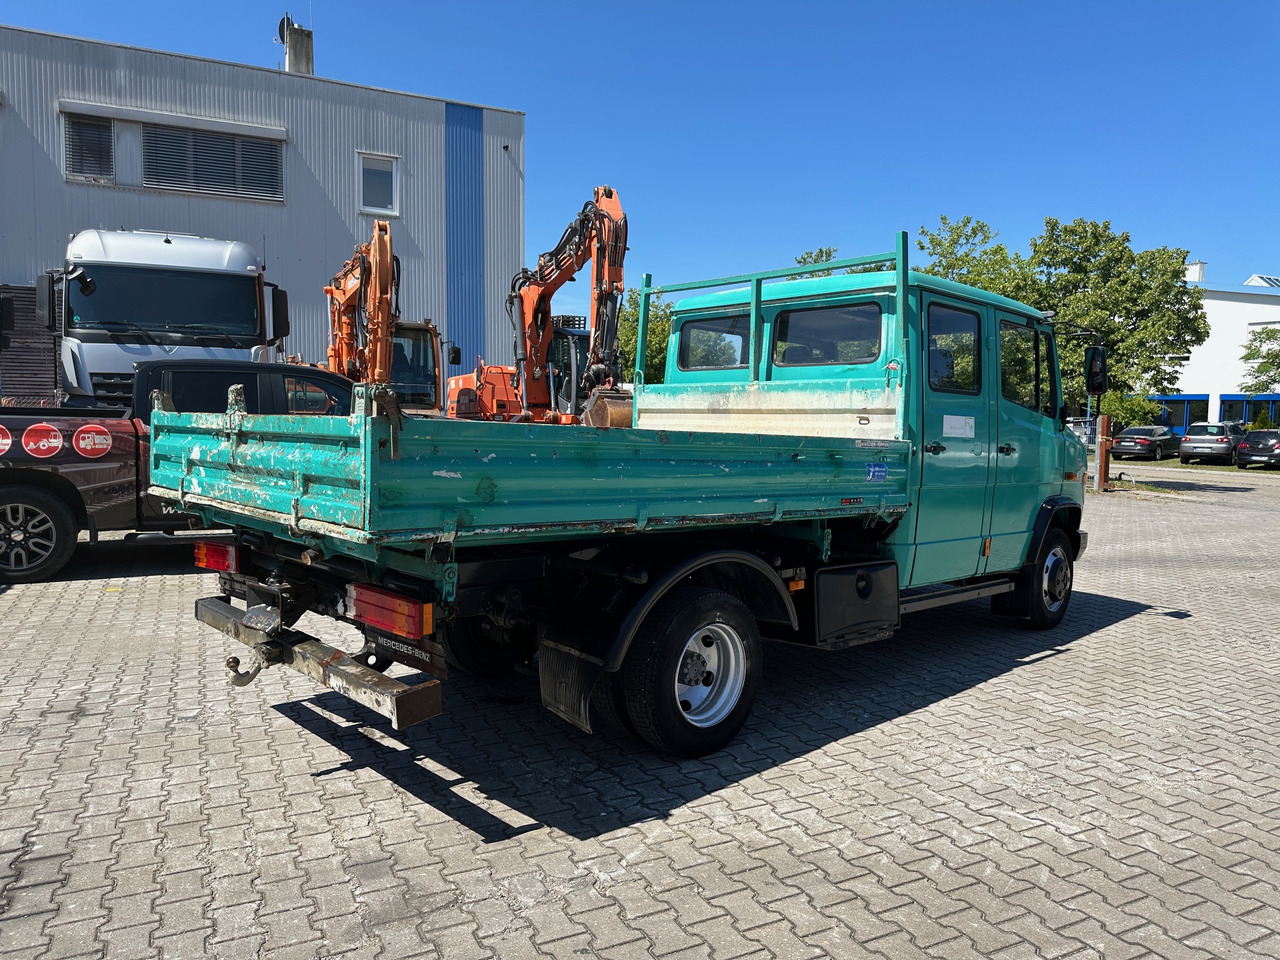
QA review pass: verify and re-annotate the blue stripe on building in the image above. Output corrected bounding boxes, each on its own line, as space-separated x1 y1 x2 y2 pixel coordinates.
445 103 485 368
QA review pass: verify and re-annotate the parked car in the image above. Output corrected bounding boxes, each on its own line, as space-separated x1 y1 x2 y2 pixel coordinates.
1236 430 1280 469
1179 421 1247 465
1111 425 1179 461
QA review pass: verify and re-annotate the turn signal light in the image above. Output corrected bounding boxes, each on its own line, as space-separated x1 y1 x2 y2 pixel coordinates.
347 583 432 640
194 541 239 573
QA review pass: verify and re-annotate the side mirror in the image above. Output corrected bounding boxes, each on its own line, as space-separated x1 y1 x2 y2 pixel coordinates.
0 295 13 352
1084 345 1108 396
271 287 290 343
448 345 462 366
35 273 56 331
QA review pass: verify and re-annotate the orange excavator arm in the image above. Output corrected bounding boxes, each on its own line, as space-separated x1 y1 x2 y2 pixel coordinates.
510 185 627 420
323 220 398 384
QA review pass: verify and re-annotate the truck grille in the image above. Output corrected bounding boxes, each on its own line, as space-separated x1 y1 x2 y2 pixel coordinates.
90 372 134 407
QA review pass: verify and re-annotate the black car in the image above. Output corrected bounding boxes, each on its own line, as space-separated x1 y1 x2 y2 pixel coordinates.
1179 421 1246 465
1236 430 1280 469
1111 425 1179 461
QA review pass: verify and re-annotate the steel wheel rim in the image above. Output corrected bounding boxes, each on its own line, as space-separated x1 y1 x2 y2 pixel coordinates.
1041 545 1072 614
673 621 747 728
0 503 57 572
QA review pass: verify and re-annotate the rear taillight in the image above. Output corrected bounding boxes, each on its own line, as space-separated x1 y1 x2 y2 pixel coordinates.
347 583 433 640
1216 437 1229 443
1136 438 1150 444
194 540 239 573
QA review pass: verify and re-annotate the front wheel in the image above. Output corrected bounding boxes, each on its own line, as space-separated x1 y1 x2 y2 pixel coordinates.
1026 529 1074 630
623 586 762 757
0 486 78 583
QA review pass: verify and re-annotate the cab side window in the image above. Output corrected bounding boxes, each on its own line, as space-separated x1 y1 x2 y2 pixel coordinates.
1000 321 1057 417
927 303 980 393
773 303 881 366
285 376 350 416
677 315 750 370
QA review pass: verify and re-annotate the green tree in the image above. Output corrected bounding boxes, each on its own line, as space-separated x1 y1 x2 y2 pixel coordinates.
788 246 840 280
1098 391 1164 430
1240 327 1280 396
917 216 1208 413
615 288 671 385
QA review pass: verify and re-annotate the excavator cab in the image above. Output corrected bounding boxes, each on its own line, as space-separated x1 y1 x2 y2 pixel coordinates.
389 323 443 415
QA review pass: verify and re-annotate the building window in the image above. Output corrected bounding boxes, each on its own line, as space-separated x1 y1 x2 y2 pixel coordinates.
65 114 115 181
142 124 284 202
360 154 398 214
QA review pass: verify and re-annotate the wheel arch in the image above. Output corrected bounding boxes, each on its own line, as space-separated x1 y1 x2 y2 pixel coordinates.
1030 495 1082 562
0 470 88 529
603 550 797 672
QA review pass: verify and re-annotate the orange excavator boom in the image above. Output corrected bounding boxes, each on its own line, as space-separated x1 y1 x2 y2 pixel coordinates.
323 220 398 384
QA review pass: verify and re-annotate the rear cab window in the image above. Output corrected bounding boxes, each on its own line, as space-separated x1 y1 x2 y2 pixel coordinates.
676 314 750 372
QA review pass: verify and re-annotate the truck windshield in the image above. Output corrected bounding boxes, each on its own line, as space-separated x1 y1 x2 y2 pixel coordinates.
389 330 439 408
66 265 260 343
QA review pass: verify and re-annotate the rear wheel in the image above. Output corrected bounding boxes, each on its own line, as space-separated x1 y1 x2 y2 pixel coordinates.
1153 444 1164 461
0 486 78 584
1026 529 1073 630
623 586 762 757
1237 461 1249 470
1180 455 1190 464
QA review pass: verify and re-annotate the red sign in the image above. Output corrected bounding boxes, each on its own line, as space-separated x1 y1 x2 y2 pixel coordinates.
0 424 10 457
73 423 114 459
22 423 64 459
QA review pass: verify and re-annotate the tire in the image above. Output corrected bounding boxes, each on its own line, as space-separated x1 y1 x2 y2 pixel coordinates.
590 671 635 735
1026 529 1073 630
1180 456 1190 465
441 617 520 678
1153 444 1164 461
622 586 762 758
1237 461 1249 470
0 486 78 584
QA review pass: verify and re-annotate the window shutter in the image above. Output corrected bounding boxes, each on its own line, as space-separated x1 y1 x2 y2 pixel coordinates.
65 114 114 180
142 124 283 201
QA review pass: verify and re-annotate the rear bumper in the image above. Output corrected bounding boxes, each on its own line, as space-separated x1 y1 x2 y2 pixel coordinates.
195 596 442 731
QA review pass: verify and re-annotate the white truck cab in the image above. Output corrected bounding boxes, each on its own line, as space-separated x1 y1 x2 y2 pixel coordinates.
38 229 289 407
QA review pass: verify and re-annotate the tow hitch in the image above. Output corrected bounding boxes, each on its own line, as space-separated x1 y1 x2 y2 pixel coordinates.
196 596 443 730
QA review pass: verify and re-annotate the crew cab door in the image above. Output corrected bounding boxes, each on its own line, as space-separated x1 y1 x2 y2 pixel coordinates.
910 295 993 585
984 316 1061 574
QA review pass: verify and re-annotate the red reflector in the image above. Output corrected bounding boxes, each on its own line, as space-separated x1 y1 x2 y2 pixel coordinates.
347 583 431 640
194 540 238 573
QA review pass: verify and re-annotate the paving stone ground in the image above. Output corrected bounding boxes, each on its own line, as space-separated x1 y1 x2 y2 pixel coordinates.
1 468 1278 959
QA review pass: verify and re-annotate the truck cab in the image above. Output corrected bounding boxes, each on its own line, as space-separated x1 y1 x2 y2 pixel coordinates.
37 229 290 407
635 253 1088 593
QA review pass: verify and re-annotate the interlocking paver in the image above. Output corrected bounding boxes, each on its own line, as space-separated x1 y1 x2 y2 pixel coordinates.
2 472 1280 958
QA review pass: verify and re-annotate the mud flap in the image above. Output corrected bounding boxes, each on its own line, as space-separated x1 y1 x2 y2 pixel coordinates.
538 641 605 734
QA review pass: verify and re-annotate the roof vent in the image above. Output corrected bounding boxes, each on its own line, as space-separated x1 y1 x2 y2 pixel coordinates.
278 13 314 76
1244 274 1280 287
1184 260 1205 283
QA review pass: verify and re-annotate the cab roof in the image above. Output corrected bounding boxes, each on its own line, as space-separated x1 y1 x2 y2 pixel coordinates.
67 229 263 274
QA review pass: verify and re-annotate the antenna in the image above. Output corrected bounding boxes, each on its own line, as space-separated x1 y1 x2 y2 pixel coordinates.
277 13 293 44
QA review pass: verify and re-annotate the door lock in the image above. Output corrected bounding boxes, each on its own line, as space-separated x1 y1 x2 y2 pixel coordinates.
999 444 1016 455
925 443 946 454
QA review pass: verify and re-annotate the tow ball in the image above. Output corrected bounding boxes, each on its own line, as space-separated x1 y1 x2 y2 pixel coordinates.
225 656 263 687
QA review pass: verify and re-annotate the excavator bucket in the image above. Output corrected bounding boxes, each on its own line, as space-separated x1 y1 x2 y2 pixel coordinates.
581 389 634 428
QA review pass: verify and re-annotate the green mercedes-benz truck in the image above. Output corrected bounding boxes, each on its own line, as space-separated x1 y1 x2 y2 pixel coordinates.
149 232 1103 757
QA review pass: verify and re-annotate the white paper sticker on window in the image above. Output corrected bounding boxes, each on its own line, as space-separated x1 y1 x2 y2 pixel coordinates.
942 415 975 438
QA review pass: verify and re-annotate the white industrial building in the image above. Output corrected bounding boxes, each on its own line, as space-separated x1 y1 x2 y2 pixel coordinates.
0 22 524 395
1156 263 1280 429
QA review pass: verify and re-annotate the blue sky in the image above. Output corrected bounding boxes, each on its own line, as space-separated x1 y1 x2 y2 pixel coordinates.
4 0 1276 315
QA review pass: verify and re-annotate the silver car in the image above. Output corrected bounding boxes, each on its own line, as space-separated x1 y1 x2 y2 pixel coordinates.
1179 422 1246 465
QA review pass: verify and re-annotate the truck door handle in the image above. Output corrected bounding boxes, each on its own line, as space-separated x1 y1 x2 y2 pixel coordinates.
999 444 1016 455
925 443 946 454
